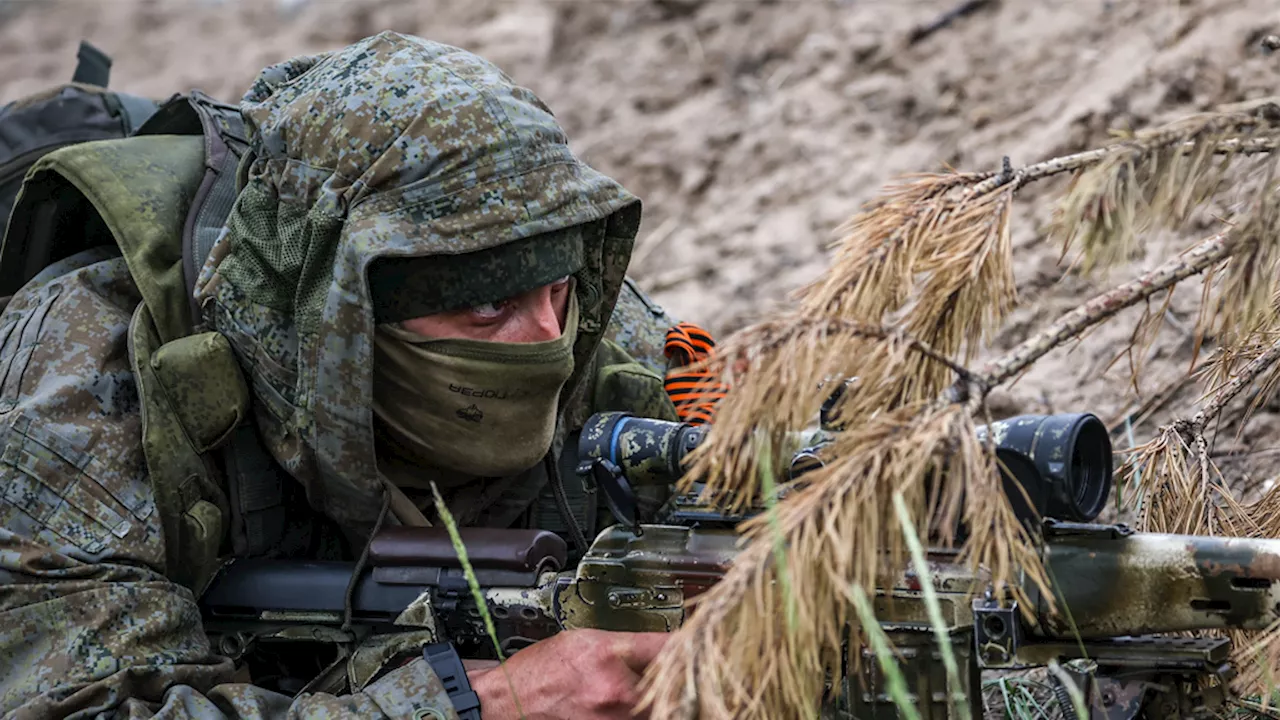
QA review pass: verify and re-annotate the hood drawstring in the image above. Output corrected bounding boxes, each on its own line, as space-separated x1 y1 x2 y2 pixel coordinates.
545 453 588 554
343 488 392 633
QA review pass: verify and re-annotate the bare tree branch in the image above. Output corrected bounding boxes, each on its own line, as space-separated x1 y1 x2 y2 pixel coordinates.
973 228 1237 390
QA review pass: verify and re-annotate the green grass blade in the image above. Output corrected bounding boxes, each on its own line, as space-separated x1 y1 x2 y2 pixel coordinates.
431 482 525 718
1012 678 1055 719
756 434 818 720
893 491 972 720
756 436 797 634
1046 660 1088 720
847 582 923 720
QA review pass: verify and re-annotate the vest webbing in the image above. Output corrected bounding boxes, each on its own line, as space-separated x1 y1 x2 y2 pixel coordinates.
137 93 290 559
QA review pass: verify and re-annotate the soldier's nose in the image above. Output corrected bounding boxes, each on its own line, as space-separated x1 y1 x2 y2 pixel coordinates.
512 285 565 343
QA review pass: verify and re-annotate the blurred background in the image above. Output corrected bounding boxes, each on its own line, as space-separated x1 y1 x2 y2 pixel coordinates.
4 0 1280 481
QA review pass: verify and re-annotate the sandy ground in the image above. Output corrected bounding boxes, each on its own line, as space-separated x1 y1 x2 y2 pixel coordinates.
5 0 1280 482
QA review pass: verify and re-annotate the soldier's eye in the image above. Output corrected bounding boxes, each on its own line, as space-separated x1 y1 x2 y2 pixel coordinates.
471 301 506 319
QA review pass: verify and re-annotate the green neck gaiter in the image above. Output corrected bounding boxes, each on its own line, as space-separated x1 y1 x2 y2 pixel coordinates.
372 294 579 478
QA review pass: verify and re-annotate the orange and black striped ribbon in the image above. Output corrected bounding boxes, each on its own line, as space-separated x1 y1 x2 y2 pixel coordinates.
663 321 729 425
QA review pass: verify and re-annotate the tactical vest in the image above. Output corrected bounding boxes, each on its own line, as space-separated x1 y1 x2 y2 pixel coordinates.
0 93 678 590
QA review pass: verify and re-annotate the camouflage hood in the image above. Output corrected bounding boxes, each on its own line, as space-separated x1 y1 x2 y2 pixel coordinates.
202 32 641 535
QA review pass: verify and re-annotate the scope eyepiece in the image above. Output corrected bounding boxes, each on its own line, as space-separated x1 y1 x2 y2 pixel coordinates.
575 413 708 530
577 412 706 488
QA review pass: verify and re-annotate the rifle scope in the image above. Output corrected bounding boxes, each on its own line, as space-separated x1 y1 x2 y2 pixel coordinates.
578 412 707 488
579 410 1113 524
976 413 1113 523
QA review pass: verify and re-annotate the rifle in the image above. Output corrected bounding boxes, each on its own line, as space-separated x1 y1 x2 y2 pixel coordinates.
200 411 1280 719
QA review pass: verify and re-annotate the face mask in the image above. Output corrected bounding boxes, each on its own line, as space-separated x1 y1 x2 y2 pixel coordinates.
372 293 578 478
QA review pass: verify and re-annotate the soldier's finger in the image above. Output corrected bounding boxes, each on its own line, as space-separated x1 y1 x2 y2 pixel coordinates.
611 631 670 673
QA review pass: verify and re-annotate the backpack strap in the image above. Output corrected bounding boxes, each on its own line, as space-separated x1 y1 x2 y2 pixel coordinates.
185 93 248 330
136 91 248 326
136 93 289 559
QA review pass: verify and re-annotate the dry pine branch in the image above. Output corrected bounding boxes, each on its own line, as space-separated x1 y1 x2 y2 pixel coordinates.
641 109 1280 718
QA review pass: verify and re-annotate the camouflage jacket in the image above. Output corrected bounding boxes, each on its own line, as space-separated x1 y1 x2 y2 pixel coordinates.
0 33 678 719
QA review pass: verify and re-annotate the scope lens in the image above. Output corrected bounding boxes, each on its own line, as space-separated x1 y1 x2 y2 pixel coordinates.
1067 415 1111 521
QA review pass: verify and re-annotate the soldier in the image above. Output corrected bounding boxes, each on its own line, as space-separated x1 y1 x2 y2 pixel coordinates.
0 32 688 719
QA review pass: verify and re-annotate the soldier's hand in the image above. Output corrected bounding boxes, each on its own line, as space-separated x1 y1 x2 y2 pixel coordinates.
467 628 668 719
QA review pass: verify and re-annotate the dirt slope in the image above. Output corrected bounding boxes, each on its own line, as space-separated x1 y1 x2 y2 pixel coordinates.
5 0 1280 464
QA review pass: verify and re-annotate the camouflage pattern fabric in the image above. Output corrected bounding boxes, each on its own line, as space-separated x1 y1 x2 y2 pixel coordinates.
0 31 676 719
0 249 456 718
605 278 679 377
200 31 664 538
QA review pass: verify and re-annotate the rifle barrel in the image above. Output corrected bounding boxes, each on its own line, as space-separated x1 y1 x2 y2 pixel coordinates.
1038 528 1280 638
